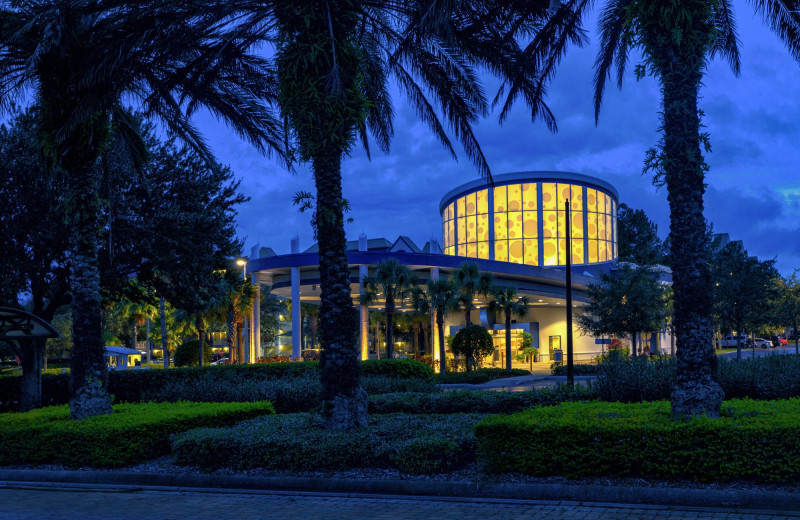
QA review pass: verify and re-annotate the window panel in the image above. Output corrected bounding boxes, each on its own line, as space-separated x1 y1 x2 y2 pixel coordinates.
467 243 477 258
598 212 606 241
508 211 522 239
542 211 557 238
494 240 508 262
466 215 477 243
523 211 538 238
524 239 538 265
493 186 507 212
478 242 490 259
477 214 489 242
605 214 613 242
588 213 598 239
572 239 584 264
507 184 522 211
522 183 537 210
599 240 608 262
571 210 584 238
556 209 566 239
571 185 583 211
542 183 557 210
457 217 466 245
598 192 607 215
447 220 455 248
588 239 598 263
587 189 597 212
477 189 488 214
606 241 613 262
543 238 558 266
457 196 466 218
458 243 467 257
466 192 477 216
494 212 508 240
557 238 567 264
557 183 571 209
509 240 523 264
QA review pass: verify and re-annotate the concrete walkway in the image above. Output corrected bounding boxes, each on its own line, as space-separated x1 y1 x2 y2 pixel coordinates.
439 363 596 392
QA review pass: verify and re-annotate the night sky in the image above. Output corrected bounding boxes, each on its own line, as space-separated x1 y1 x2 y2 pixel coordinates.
196 2 799 275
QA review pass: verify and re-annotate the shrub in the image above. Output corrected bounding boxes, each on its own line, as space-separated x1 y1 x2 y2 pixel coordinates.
361 358 435 380
451 326 494 371
437 368 530 384
173 340 213 367
475 399 800 482
551 363 600 376
0 401 275 467
171 412 482 474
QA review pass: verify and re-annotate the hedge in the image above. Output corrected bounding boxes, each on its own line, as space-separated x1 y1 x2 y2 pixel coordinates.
172 412 483 474
0 401 275 467
550 363 600 376
437 368 530 384
475 399 800 482
0 359 435 412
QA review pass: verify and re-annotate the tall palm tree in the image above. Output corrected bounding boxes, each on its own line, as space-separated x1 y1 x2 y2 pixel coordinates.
359 259 418 360
488 286 530 372
413 279 461 375
503 0 800 417
451 262 494 327
0 1 283 419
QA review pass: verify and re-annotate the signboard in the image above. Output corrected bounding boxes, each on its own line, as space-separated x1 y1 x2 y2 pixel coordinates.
594 338 612 345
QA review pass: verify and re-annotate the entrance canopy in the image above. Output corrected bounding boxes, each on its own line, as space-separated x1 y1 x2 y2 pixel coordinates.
0 307 60 342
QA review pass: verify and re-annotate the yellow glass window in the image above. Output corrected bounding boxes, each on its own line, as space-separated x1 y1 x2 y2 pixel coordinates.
598 213 606 241
557 184 571 209
466 192 477 216
447 220 455 248
556 210 566 239
542 211 557 238
588 239 598 263
572 239 584 264
508 211 522 239
467 243 477 258
508 184 522 212
588 213 598 239
457 217 466 245
494 186 507 212
508 240 523 264
523 211 538 239
605 215 613 242
524 239 538 265
457 196 466 218
466 215 477 243
477 189 488 214
543 238 558 266
494 213 508 240
557 238 567 264
571 185 583 211
478 242 490 259
606 241 613 262
494 241 508 262
598 192 607 215
587 189 597 212
542 183 557 210
443 222 449 248
571 210 584 239
477 214 489 241
458 243 467 257
522 183 537 210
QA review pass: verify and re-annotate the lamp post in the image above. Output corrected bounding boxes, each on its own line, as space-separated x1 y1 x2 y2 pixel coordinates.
236 258 248 363
565 200 574 387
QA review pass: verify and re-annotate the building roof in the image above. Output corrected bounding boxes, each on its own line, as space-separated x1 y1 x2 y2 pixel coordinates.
104 345 143 356
259 247 277 258
303 237 393 253
390 236 421 253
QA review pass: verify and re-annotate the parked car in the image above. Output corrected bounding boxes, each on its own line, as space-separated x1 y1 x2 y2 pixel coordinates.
752 337 772 349
720 335 750 348
768 335 785 347
779 336 789 345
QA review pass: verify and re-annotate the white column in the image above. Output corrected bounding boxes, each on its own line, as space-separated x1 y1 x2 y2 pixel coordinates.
251 272 261 362
358 233 369 360
430 267 441 372
291 236 301 359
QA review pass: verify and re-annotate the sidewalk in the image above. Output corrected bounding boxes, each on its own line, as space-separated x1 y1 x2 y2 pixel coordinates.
438 364 596 392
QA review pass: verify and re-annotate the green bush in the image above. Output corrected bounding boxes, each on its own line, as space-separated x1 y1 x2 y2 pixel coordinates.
551 363 600 376
173 340 213 367
475 399 800 482
171 412 482 474
437 368 530 384
369 385 596 414
0 401 275 467
451 325 494 371
361 358 435 380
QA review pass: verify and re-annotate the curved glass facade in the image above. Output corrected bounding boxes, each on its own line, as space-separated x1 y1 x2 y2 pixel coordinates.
442 176 617 266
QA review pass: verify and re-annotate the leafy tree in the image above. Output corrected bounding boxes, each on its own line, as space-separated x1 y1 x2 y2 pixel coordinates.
617 203 667 266
451 262 494 327
0 1 283 419
577 265 669 359
776 273 800 355
259 286 288 355
505 0 800 417
451 325 494 372
712 241 780 359
173 339 213 368
359 259 418 360
412 279 462 375
488 286 530 372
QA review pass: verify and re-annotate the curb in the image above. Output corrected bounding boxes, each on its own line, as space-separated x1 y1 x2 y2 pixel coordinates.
1 469 799 512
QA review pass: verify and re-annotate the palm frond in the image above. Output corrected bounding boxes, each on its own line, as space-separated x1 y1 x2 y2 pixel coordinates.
593 0 633 124
711 0 741 75
749 0 800 62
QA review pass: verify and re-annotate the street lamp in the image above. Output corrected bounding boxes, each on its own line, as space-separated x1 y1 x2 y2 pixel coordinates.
236 258 246 280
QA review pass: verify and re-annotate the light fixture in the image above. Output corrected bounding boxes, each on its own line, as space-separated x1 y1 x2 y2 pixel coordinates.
236 259 246 266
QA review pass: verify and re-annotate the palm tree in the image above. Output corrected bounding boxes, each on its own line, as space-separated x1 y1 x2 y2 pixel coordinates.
488 286 530 372
413 279 461 375
502 0 800 418
117 299 158 358
359 259 418 360
0 1 283 419
451 262 494 327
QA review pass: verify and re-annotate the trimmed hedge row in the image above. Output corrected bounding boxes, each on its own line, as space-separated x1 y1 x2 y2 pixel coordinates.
475 399 800 482
369 385 595 414
437 368 530 384
0 359 435 412
550 363 600 376
172 412 483 474
0 401 275 467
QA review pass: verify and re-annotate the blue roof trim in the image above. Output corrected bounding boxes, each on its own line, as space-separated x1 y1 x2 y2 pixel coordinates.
438 171 620 214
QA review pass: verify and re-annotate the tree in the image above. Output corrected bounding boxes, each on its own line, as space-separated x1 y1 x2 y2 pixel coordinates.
359 259 418 360
412 279 461 375
451 325 494 372
617 203 667 266
505 0 800 417
0 1 283 419
259 286 288 355
777 272 800 355
712 241 780 359
451 262 494 327
577 265 669 358
488 286 530 372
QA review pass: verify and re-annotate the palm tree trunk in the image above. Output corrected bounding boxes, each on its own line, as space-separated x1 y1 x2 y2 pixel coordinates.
196 317 205 367
505 310 512 372
312 151 366 429
160 297 169 368
464 305 472 328
386 294 395 360
658 33 723 417
422 323 430 357
631 332 637 360
67 159 113 420
132 319 138 351
226 304 236 360
19 339 44 412
437 311 447 375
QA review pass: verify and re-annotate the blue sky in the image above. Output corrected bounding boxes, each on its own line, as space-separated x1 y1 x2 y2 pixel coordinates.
197 2 800 276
